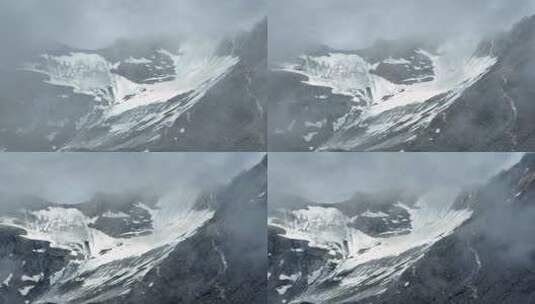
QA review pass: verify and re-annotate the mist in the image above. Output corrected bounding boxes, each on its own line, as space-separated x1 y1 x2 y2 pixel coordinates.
0 152 262 204
269 0 535 61
269 152 522 204
0 0 265 64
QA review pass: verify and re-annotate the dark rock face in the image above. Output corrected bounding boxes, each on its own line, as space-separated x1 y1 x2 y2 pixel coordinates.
407 16 535 151
268 69 353 151
0 225 71 304
108 156 267 304
160 20 267 151
319 192 415 237
354 154 535 304
100 38 181 85
73 193 158 238
357 40 437 85
268 226 334 304
0 67 97 151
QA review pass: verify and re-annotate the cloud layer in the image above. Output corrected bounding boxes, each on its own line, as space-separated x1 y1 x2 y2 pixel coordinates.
0 0 265 54
269 0 535 61
269 152 522 203
0 153 262 204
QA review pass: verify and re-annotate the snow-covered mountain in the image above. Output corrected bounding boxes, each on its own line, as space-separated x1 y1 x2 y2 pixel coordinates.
0 156 267 304
268 189 474 304
269 154 535 304
269 15 535 151
352 153 535 304
0 20 266 151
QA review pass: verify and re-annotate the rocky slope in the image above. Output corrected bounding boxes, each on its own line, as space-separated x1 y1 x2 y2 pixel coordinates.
0 156 267 304
269 15 535 151
269 154 535 304
268 189 472 304
355 153 535 304
0 20 266 152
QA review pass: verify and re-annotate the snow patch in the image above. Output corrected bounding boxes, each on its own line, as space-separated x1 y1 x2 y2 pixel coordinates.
303 132 319 142
383 58 411 65
22 273 43 283
276 284 292 295
361 210 389 218
124 57 152 64
101 211 130 218
279 273 300 282
19 285 35 296
3 273 12 286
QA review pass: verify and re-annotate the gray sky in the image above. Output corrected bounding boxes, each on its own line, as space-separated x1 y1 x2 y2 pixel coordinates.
269 153 522 203
0 0 265 50
269 0 535 61
0 153 262 204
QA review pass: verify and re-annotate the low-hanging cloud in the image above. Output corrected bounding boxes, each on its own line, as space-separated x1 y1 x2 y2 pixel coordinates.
0 0 265 63
269 152 522 204
269 0 535 61
0 153 262 204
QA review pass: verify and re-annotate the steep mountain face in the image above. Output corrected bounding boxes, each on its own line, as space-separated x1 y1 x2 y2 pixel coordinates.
269 155 535 304
356 154 535 304
0 21 266 152
111 155 267 304
407 16 535 151
269 15 535 151
0 157 267 304
268 189 473 304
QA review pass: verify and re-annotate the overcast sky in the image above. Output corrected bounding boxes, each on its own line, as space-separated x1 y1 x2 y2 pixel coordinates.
269 0 535 61
0 153 262 204
269 153 523 204
0 0 265 50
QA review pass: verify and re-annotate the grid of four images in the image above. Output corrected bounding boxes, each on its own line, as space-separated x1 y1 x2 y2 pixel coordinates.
0 0 534 303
